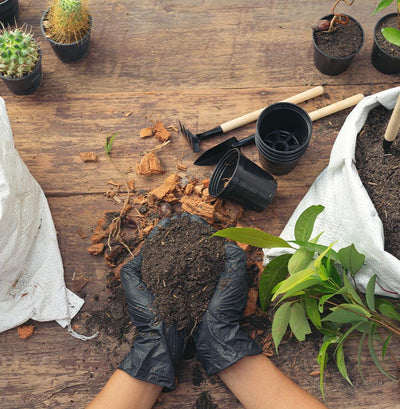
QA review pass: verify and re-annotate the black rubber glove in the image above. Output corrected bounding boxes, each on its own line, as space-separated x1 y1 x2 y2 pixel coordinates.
118 253 184 391
194 242 263 376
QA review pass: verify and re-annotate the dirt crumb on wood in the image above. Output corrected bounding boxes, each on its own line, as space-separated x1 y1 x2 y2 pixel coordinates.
193 391 218 409
141 214 226 332
136 151 165 175
17 324 35 339
79 151 98 162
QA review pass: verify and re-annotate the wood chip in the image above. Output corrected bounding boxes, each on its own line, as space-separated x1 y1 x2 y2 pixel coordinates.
153 120 171 142
17 325 35 339
181 195 215 223
88 242 105 255
150 174 179 199
140 127 154 138
125 111 133 117
107 180 122 187
127 179 135 191
79 152 97 162
177 163 187 171
136 151 165 175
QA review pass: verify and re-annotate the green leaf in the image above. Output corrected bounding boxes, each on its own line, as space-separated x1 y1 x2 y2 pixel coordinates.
366 274 377 312
105 132 118 155
325 257 342 287
289 302 312 341
276 277 321 304
357 333 366 381
318 293 337 313
290 241 340 263
271 268 317 301
259 254 291 311
304 293 322 329
342 272 364 306
322 304 371 324
314 242 336 269
377 300 400 321
272 302 291 352
336 343 352 385
382 27 400 46
294 205 324 241
338 244 365 276
373 0 394 14
382 333 392 360
213 227 292 249
288 246 314 275
317 336 338 399
368 328 398 381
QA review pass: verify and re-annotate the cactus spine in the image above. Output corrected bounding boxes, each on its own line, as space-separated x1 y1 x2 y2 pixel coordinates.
0 28 39 78
47 0 90 44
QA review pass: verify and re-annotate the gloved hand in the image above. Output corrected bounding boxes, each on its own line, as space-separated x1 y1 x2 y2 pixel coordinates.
194 242 263 376
118 253 185 391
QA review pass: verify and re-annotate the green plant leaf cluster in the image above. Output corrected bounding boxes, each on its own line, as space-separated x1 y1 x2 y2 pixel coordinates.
373 0 400 46
214 205 400 398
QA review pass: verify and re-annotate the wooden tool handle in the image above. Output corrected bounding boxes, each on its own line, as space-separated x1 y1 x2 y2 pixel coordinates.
384 94 400 142
308 93 364 122
220 86 324 132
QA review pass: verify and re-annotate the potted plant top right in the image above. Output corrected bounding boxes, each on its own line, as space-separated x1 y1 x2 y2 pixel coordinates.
372 0 400 74
41 0 92 63
312 0 364 76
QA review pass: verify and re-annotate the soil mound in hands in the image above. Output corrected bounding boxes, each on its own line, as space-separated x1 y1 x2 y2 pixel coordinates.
141 214 226 332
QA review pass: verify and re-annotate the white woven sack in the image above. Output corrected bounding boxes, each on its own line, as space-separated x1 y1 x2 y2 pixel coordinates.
0 98 84 333
265 86 400 297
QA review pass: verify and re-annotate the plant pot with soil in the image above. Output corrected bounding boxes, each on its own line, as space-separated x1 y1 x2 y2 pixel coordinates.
0 27 43 95
371 1 400 74
312 0 364 76
0 0 18 26
41 0 92 63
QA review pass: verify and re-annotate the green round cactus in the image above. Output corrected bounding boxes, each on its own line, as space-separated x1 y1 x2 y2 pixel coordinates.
0 29 39 78
47 0 90 44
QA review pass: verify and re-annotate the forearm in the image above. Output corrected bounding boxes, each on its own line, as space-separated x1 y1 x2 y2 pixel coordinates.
218 354 328 409
86 369 163 409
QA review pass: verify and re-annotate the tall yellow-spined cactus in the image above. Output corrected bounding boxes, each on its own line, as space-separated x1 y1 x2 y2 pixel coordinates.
47 0 90 44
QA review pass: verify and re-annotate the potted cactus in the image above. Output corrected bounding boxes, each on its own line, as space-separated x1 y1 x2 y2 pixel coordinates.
0 26 43 95
0 0 19 26
41 0 92 63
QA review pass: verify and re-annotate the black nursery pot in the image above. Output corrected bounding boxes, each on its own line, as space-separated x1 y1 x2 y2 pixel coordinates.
0 0 19 26
0 48 42 95
41 11 92 63
371 13 400 75
209 148 277 212
313 14 364 76
255 102 312 176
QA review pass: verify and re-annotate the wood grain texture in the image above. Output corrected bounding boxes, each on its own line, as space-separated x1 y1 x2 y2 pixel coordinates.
1 0 399 408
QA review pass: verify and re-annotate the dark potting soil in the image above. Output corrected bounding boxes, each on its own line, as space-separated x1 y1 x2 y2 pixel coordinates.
141 215 226 332
193 391 218 409
375 14 400 58
355 105 400 259
313 18 363 58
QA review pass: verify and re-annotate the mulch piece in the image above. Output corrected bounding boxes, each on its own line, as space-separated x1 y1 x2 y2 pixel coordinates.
193 391 218 409
141 214 226 333
355 105 400 260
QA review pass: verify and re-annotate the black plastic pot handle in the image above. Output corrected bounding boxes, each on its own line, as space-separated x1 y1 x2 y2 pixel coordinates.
231 133 256 149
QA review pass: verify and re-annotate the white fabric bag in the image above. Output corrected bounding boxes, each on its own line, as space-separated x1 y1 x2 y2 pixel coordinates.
265 86 400 297
0 97 84 333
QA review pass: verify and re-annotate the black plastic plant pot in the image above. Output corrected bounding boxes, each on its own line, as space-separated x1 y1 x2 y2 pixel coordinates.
0 0 19 26
312 14 364 76
41 11 92 63
255 102 312 176
371 13 400 75
209 148 277 212
0 48 42 95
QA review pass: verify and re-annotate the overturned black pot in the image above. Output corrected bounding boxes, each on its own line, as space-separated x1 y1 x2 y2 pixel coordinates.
41 11 92 63
371 13 400 75
209 148 277 212
312 14 364 76
255 102 312 175
0 47 42 95
0 0 19 26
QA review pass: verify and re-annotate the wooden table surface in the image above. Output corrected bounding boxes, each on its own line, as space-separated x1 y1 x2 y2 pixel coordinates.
1 1 399 408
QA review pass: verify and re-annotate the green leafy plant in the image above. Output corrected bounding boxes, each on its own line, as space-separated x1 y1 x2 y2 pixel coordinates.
104 132 118 156
374 0 400 46
214 205 400 398
45 0 90 44
0 27 39 78
312 0 356 33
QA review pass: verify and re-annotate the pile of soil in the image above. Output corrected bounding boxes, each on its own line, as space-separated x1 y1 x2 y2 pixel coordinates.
193 391 218 409
375 14 400 58
141 214 226 332
313 17 363 58
355 105 400 259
